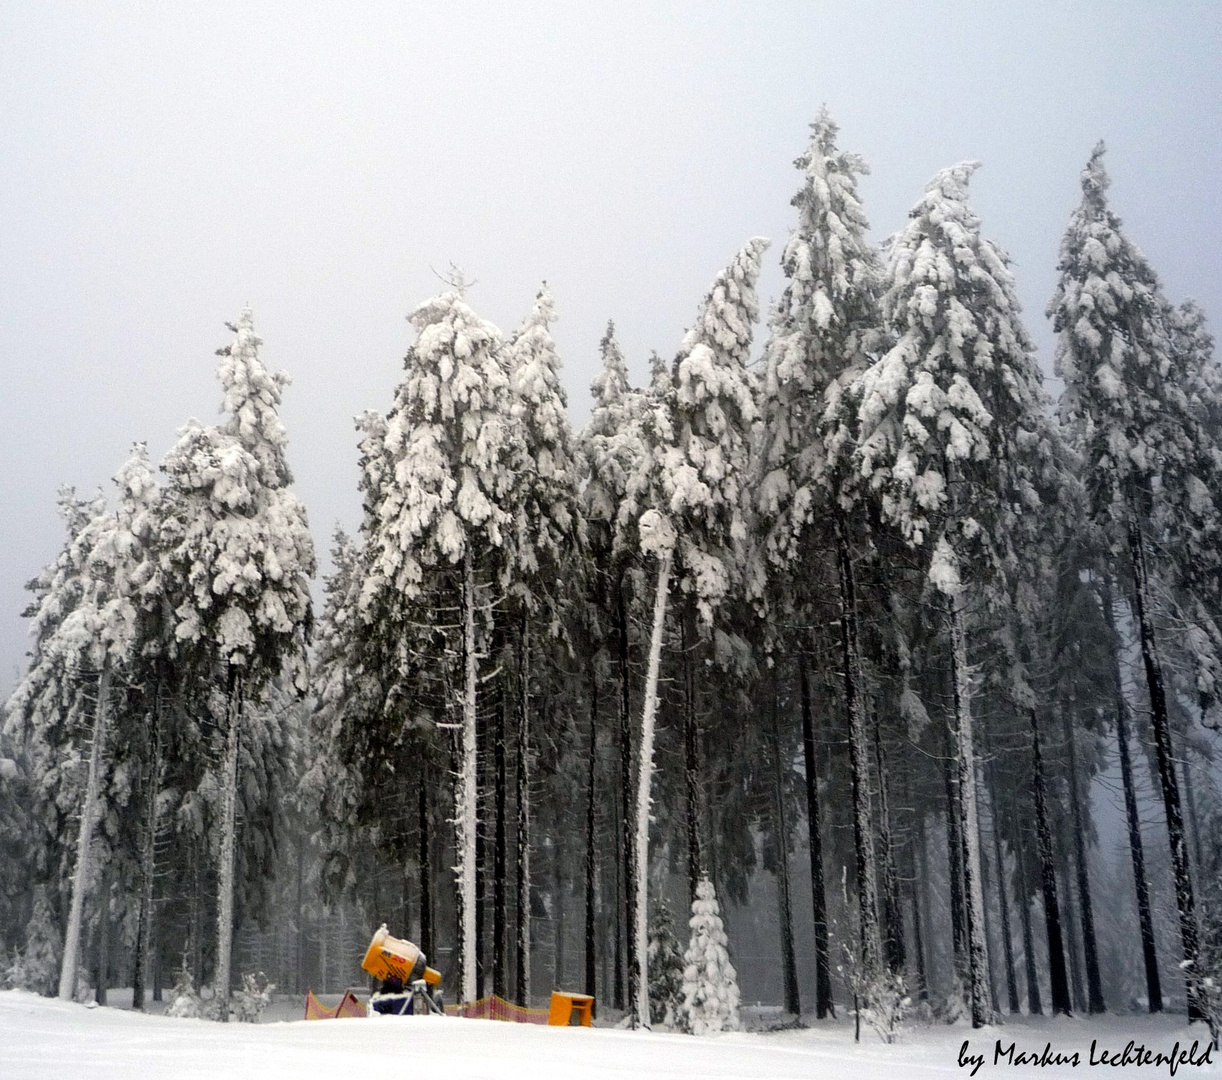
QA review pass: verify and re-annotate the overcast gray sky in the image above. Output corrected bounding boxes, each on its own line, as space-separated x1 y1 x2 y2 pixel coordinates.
2 1 1219 689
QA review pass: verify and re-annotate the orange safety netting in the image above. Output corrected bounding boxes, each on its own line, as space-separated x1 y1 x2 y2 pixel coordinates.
304 989 368 1020
444 994 550 1024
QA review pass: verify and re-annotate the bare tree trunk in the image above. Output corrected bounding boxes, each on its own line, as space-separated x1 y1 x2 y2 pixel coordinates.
457 549 479 1005
1101 579 1161 1011
585 661 598 1011
947 599 991 1028
834 513 880 979
493 668 508 1000
1014 833 1041 1015
133 675 163 1010
59 659 113 1001
874 717 905 975
515 621 532 1007
1030 707 1072 1016
616 578 634 1020
1060 707 1105 1013
911 815 930 1002
214 664 243 1020
798 652 834 1018
418 779 433 960
634 549 672 1028
770 673 800 1017
682 603 703 905
985 767 1019 1014
1126 517 1205 1023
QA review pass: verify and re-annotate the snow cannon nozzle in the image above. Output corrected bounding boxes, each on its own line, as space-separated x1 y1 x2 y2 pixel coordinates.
361 924 442 988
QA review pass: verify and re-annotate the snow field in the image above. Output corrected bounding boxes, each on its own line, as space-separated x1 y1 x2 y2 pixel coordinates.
3 990 1219 1080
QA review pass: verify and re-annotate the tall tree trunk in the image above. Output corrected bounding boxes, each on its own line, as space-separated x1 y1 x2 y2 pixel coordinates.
975 775 1000 1016
798 652 834 1018
947 599 991 1028
1060 707 1105 1013
133 675 164 1010
1014 833 1041 1015
553 838 566 989
457 549 479 1005
493 671 508 1000
214 664 243 1020
1102 578 1161 1012
1126 517 1205 1022
418 779 433 960
770 673 800 1017
682 602 703 904
515 620 532 1008
95 868 110 1005
634 548 673 1028
910 815 930 1002
873 717 905 975
943 734 967 981
59 658 113 1001
985 767 1020 1015
834 513 880 979
476 699 488 998
585 660 598 1010
616 577 635 1021
1030 706 1072 1015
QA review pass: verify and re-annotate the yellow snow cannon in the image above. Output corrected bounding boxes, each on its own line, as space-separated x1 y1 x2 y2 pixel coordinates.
362 925 444 1015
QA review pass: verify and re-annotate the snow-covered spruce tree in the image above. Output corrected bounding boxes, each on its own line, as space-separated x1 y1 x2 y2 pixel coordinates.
647 900 686 1028
1050 145 1217 1025
357 285 513 1006
756 108 884 1009
678 876 741 1035
581 320 648 1020
502 285 584 1006
626 237 769 1028
8 451 161 1001
160 309 314 1020
855 162 1055 1028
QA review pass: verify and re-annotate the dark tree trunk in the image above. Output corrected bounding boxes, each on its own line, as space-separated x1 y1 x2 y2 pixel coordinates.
833 512 880 976
1014 834 1041 1015
295 832 305 995
419 779 433 960
1102 577 1160 1011
798 652 834 1018
95 871 110 1006
616 579 637 1023
612 789 624 1011
911 815 930 1002
1126 518 1205 1022
986 768 1020 1015
133 677 164 1010
1030 708 1072 1016
942 732 967 975
975 781 1000 1016
770 674 800 1017
476 691 489 999
1060 707 1106 1013
873 717 905 975
515 624 532 1008
494 675 508 999
585 660 598 1011
1061 863 1087 1015
682 603 703 905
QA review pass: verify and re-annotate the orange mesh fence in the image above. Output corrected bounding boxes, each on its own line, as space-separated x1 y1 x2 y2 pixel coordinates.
444 994 550 1024
304 989 368 1020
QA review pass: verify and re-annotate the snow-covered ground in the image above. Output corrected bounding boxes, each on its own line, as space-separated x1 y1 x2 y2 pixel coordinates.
1 990 1217 1080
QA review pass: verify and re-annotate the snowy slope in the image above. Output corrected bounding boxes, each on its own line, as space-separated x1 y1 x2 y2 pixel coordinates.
1 990 1216 1080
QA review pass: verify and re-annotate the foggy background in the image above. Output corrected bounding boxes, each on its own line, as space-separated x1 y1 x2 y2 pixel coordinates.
2 1 1219 694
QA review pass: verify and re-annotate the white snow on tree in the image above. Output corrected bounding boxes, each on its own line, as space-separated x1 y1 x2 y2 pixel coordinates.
357 283 514 1006
160 307 314 1019
854 161 1056 1028
647 900 686 1028
628 238 768 1028
678 876 741 1035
